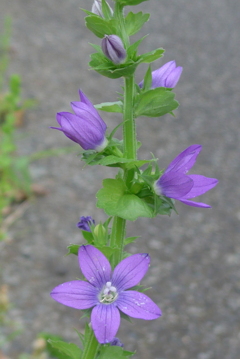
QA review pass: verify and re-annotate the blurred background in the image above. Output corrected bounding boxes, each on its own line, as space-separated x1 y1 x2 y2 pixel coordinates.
0 0 240 358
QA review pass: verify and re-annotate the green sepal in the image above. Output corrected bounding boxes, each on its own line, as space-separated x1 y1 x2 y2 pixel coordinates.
95 101 123 113
127 36 147 59
134 87 179 117
48 340 82 359
101 0 113 20
96 178 154 220
85 15 117 38
138 48 165 63
142 65 152 91
115 0 149 6
98 345 135 359
67 244 80 255
123 236 139 245
125 12 150 36
89 52 139 79
91 155 156 169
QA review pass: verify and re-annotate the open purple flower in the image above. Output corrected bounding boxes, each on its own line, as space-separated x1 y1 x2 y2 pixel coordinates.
139 60 183 89
77 216 95 232
154 144 218 208
50 245 161 343
51 90 108 151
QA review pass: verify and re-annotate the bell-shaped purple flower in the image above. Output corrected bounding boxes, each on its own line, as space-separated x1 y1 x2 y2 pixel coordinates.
50 245 161 344
51 90 108 151
77 216 95 232
139 60 183 89
101 35 126 65
154 145 218 208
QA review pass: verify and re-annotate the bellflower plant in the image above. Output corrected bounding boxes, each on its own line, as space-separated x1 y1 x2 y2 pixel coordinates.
154 145 218 208
51 245 161 344
49 1 218 358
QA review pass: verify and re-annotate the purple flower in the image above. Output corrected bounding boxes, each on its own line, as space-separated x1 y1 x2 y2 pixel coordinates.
101 35 126 65
154 144 218 208
139 61 183 89
51 90 108 151
50 245 161 343
77 216 95 232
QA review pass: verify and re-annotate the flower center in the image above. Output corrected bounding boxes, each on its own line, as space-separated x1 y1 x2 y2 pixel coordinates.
99 281 118 304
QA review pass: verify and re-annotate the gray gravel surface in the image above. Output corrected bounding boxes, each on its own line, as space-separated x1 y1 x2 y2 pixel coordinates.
0 0 240 359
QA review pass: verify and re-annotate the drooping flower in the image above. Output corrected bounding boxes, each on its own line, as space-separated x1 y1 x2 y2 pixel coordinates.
77 216 95 232
139 60 183 89
101 35 126 64
91 0 113 17
51 90 108 151
154 144 218 208
50 245 161 343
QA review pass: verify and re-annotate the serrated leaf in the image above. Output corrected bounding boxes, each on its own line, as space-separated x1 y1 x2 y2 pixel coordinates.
125 12 150 36
85 16 117 38
135 87 179 117
96 179 154 221
139 48 165 63
95 101 123 113
48 340 82 359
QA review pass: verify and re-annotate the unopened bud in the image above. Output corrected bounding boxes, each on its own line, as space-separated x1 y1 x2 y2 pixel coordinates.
93 223 106 239
101 35 126 64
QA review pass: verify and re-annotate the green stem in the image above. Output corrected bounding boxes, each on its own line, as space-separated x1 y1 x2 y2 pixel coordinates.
110 216 126 267
82 327 100 359
123 76 136 160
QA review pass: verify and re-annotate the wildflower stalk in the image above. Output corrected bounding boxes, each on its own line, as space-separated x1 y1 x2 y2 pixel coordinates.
82 327 100 359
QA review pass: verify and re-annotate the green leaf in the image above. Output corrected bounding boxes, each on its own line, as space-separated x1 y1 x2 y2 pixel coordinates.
116 0 149 6
135 87 179 117
125 12 150 36
95 101 123 113
96 155 155 169
98 345 135 359
138 48 165 63
48 340 82 359
127 36 147 59
85 16 117 38
96 179 154 221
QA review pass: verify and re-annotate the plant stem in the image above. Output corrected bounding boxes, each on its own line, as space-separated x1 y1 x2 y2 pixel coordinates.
82 327 100 359
123 76 136 160
110 216 126 267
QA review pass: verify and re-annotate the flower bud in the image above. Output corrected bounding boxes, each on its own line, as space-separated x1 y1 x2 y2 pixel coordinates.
91 0 113 18
51 90 108 152
93 223 107 245
77 216 95 232
139 61 183 89
101 35 126 64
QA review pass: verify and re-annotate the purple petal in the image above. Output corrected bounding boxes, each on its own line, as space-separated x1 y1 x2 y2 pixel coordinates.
179 199 212 208
117 291 161 320
165 66 183 88
50 280 98 309
78 245 111 289
91 304 120 343
165 145 202 174
151 61 176 88
112 253 150 291
71 101 106 132
156 172 194 199
181 175 219 199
